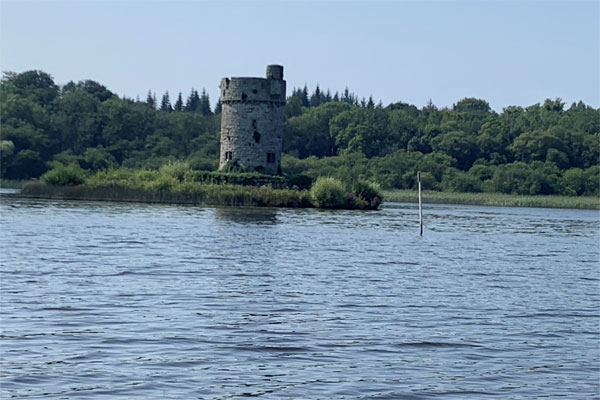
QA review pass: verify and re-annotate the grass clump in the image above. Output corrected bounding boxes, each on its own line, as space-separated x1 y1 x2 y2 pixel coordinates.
311 177 345 208
352 180 383 210
159 161 190 182
40 165 87 186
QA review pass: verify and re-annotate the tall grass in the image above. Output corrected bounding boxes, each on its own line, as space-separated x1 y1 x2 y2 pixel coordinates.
21 181 313 208
0 179 26 189
383 189 600 210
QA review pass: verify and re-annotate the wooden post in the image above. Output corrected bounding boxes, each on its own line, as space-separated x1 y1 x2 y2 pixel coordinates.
418 171 423 236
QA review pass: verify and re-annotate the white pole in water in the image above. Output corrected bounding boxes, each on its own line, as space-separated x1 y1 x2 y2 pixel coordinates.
418 171 423 236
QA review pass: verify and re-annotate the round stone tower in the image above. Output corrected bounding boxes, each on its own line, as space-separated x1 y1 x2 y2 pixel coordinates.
219 65 286 175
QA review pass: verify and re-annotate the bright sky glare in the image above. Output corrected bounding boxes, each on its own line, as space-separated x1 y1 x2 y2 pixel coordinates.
1 1 598 111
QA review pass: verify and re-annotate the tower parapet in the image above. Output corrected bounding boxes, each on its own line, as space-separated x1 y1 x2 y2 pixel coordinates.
218 65 286 175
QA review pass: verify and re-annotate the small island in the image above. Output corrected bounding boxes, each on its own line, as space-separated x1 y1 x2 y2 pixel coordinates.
20 163 383 210
16 65 384 210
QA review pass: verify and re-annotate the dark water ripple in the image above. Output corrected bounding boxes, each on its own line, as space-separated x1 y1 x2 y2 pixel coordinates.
1 198 599 399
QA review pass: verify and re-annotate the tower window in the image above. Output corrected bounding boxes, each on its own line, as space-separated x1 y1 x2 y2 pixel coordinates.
267 153 275 163
225 151 233 160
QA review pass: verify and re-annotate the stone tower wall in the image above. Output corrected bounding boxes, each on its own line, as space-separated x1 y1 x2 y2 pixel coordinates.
219 65 286 175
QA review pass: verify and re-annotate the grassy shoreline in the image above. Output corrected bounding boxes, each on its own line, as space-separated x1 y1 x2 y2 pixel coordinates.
15 166 384 210
0 180 26 189
11 182 599 210
383 189 600 210
18 181 315 208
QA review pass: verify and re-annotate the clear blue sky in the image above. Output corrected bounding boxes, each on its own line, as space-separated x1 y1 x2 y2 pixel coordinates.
1 0 598 111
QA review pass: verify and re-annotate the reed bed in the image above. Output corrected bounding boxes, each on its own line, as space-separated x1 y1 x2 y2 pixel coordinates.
21 181 313 208
0 180 26 189
383 189 600 210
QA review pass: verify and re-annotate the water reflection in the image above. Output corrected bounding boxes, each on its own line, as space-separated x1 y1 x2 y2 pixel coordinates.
0 188 20 195
214 206 279 225
1 198 599 399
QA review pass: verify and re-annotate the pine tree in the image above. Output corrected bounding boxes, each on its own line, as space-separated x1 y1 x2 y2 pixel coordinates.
324 89 332 103
300 85 309 107
174 92 183 112
199 89 212 116
343 88 350 104
214 100 222 114
367 96 375 109
160 91 173 112
185 89 200 112
333 92 340 102
146 90 156 109
309 85 322 107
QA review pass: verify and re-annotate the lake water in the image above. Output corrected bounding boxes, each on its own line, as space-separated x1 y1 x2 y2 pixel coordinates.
1 196 599 399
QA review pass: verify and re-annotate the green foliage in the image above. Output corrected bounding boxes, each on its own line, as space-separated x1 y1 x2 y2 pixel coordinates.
47 150 83 170
221 160 245 173
159 160 190 182
562 168 586 196
383 189 599 210
83 146 117 171
488 162 563 195
85 167 160 188
2 70 58 106
41 164 87 186
286 174 313 190
352 180 383 209
331 107 391 157
187 152 218 171
454 98 491 113
184 170 286 187
310 177 345 208
0 140 15 177
284 102 352 158
442 171 482 193
583 166 600 196
431 130 479 171
1 69 598 198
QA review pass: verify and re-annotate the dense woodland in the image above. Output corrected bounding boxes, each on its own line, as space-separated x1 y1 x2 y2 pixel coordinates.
1 70 599 196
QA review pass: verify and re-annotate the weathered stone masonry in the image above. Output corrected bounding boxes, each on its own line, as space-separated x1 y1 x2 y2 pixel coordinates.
219 65 286 175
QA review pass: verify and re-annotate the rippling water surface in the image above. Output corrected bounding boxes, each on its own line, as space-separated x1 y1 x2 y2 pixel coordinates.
1 197 599 399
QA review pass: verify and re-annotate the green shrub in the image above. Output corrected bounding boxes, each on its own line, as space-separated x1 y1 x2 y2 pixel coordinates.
352 180 383 209
84 146 117 171
132 169 161 182
40 165 87 186
468 164 495 181
442 172 482 193
187 153 218 171
343 192 369 209
144 175 178 191
562 168 585 196
159 160 190 182
583 166 600 196
86 167 135 188
311 177 345 208
221 160 244 173
183 170 286 187
286 174 313 190
489 162 563 195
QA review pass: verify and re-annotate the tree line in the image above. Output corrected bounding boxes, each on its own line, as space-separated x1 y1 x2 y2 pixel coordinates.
1 70 598 196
